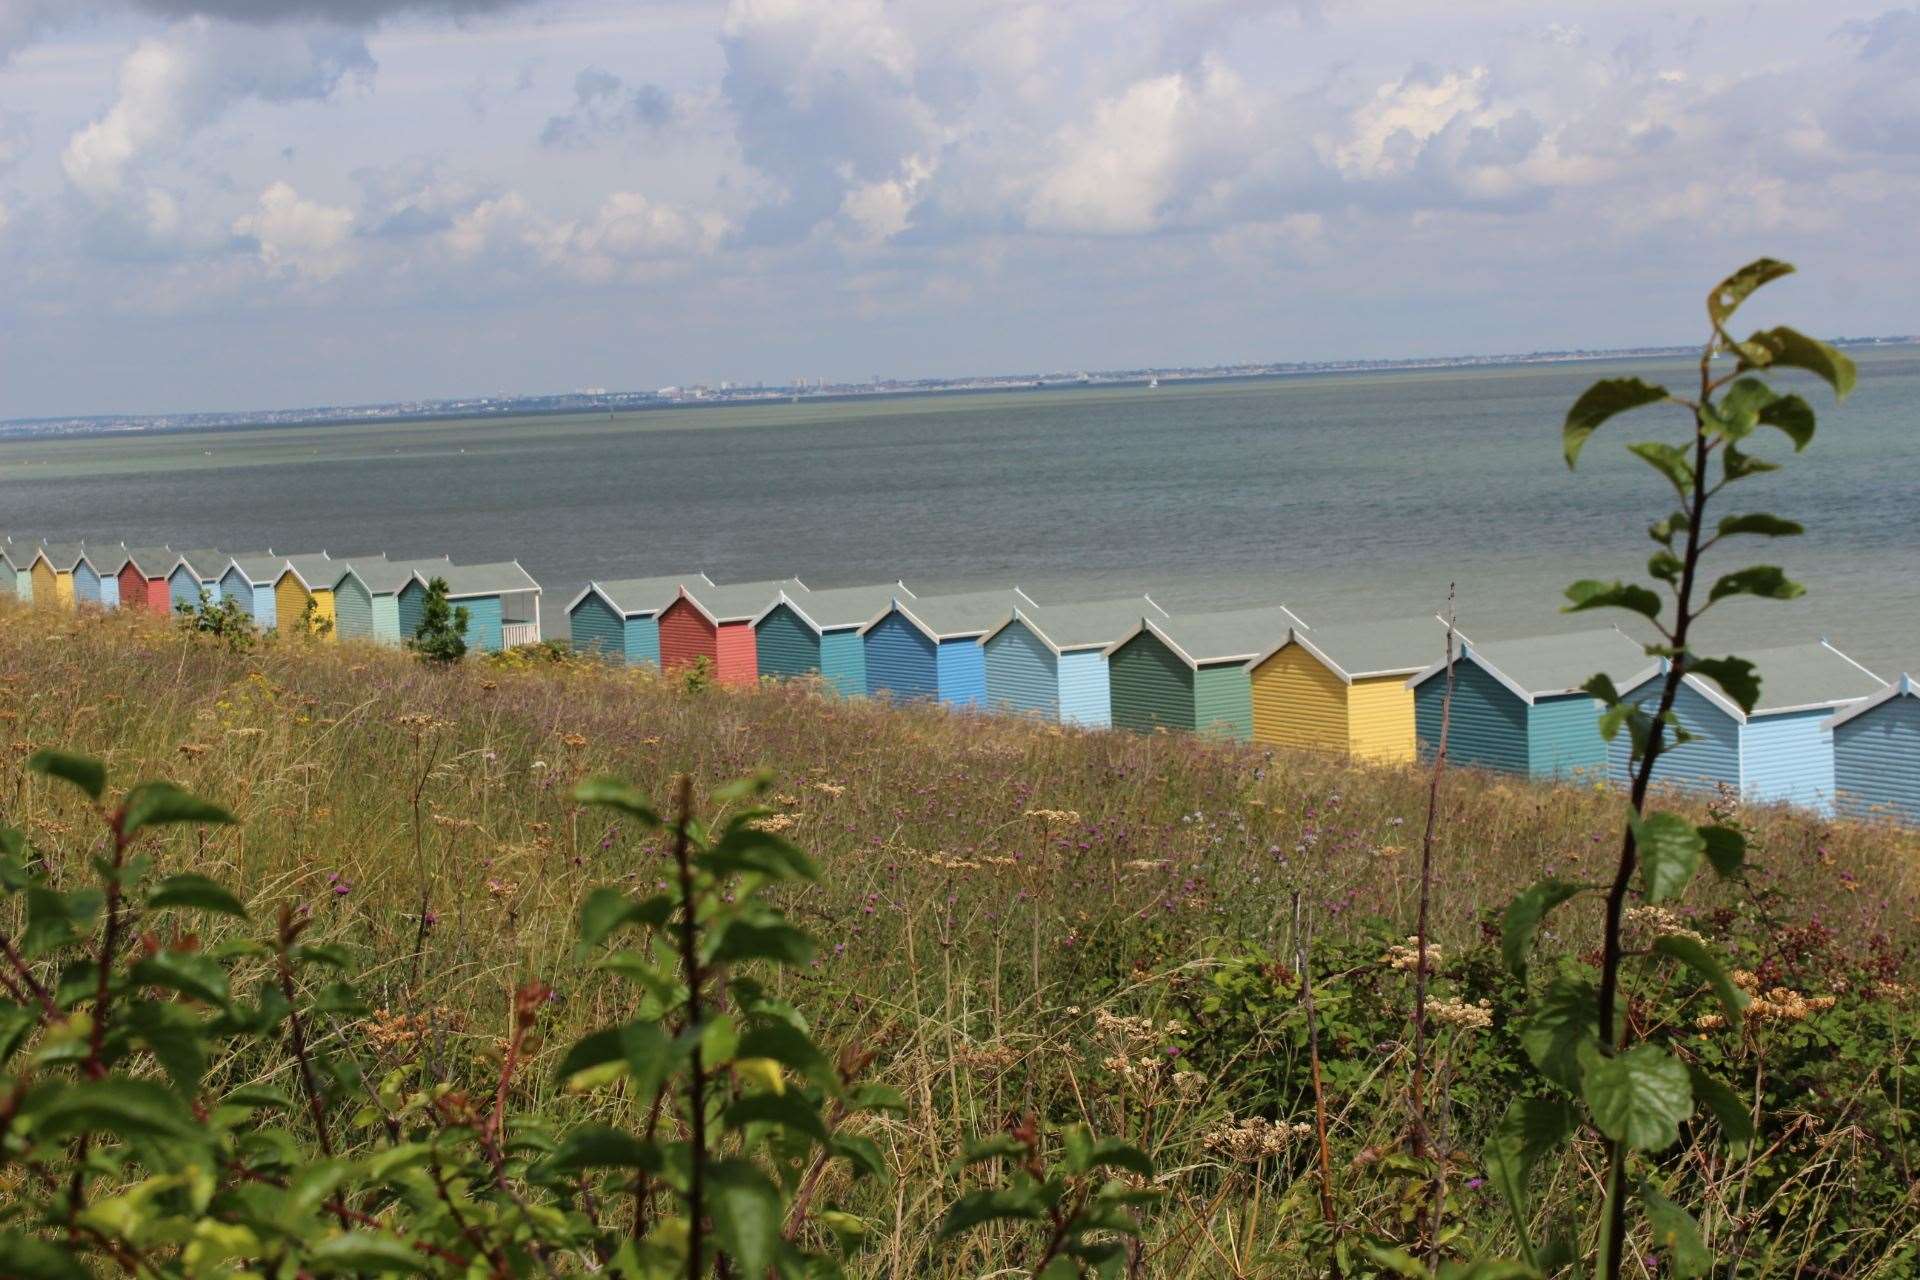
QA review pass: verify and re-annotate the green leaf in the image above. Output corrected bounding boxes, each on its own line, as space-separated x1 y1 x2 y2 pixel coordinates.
1436 1264 1545 1280
0 1232 91 1280
939 1187 1048 1238
305 1233 431 1275
545 1125 663 1172
1698 825 1747 878
146 873 248 919
1501 880 1585 980
27 1078 202 1142
1649 511 1690 547
22 885 102 957
1562 378 1670 468
1722 442 1779 482
1712 376 1777 442
725 1091 829 1143
1483 1096 1577 1235
1583 1045 1692 1151
1582 674 1622 706
1647 549 1683 585
1736 325 1857 400
363 1142 435 1181
1363 1245 1430 1277
26 751 105 801
119 782 234 837
1708 566 1803 605
555 1026 625 1087
1708 258 1794 330
1082 1136 1154 1178
953 1135 1029 1168
577 888 671 954
1633 813 1705 904
699 826 820 883
1716 513 1803 541
1563 579 1662 621
1652 934 1749 1021
1686 657 1761 715
131 950 232 1011
1757 392 1817 448
572 777 662 825
830 1132 889 1181
711 919 815 966
1688 1065 1756 1144
707 1159 783 1277
1518 977 1602 1092
736 1019 836 1089
1626 441 1695 500
1637 1179 1711 1278
620 1020 683 1102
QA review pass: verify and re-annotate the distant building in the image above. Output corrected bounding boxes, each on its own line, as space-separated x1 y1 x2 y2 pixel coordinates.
1829 674 1920 824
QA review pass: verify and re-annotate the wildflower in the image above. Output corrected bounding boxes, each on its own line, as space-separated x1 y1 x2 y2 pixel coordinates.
560 733 588 749
327 872 352 897
1203 1116 1304 1163
1172 1070 1204 1097
1023 808 1080 825
812 781 847 797
177 742 209 758
486 878 519 900
749 813 798 835
1624 904 1707 946
1424 996 1493 1031
1383 937 1442 973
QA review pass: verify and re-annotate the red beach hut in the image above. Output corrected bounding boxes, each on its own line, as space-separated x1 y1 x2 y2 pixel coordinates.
657 579 807 687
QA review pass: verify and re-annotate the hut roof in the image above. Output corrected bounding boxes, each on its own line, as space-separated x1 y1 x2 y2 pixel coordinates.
1630 641 1886 719
338 557 453 596
1117 605 1306 668
1825 672 1918 730
764 582 912 632
173 549 229 580
277 553 340 589
1411 628 1644 702
433 561 540 599
1258 615 1465 682
869 588 1037 641
113 546 177 576
566 573 715 618
35 542 91 571
985 596 1170 653
678 578 807 624
228 553 292 583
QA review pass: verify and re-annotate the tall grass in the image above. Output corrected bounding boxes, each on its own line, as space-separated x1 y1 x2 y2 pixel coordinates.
5 600 1916 1275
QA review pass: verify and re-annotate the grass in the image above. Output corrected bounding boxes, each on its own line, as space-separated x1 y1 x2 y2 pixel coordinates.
5 599 1918 1276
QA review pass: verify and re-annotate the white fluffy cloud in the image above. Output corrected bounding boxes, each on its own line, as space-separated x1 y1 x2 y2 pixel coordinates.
440 188 728 281
62 19 372 199
232 180 355 278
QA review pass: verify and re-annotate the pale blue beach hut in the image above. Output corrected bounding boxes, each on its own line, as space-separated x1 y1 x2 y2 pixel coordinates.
860 589 1035 708
0 542 22 599
982 596 1169 727
1828 675 1920 824
1605 642 1883 813
218 553 292 627
168 550 227 612
1409 629 1644 779
333 558 451 645
565 573 715 666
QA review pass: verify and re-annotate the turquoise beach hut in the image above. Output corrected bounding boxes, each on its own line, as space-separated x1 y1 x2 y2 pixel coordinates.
1408 629 1643 779
1605 641 1884 813
860 589 1035 708
754 582 912 695
333 558 451 645
983 596 1170 727
1828 675 1920 824
398 562 542 652
565 573 715 666
0 542 23 599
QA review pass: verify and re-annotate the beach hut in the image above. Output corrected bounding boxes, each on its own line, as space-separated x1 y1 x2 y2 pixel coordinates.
396 562 542 653
1605 641 1884 813
657 579 807 685
1249 616 1462 763
167 550 228 613
96 546 176 616
1408 629 1643 779
754 582 911 695
93 546 123 609
0 543 22 600
1106 606 1305 740
566 573 715 667
861 589 1036 708
216 554 294 629
982 596 1169 727
333 558 452 645
32 544 100 608
274 554 341 636
1828 674 1920 824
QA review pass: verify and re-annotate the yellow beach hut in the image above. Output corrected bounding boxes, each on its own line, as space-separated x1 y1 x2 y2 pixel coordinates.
30 543 89 608
273 553 351 636
1250 616 1464 763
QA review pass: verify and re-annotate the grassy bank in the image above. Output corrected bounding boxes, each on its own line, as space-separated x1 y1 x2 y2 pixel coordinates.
4 600 1918 1275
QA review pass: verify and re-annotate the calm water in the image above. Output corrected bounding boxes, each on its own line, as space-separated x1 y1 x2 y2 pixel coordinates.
2 350 1916 676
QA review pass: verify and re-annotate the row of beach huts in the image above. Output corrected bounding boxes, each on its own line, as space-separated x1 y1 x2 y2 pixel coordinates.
4 538 1916 825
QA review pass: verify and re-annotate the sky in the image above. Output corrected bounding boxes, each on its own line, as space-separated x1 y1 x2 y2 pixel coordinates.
1 0 1917 419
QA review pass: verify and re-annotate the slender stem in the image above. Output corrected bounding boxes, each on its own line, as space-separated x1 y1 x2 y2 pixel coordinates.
669 775 703 1280
1411 586 1457 1265
1294 893 1339 1253
1595 346 1718 1277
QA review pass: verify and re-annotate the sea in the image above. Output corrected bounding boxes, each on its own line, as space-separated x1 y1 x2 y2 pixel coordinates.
2 348 1915 678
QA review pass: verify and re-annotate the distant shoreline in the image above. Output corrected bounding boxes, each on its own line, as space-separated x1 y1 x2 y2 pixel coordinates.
5 336 1914 442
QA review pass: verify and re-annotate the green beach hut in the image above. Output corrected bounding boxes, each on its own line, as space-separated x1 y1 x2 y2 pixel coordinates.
565 573 715 666
334 558 452 645
1106 605 1306 740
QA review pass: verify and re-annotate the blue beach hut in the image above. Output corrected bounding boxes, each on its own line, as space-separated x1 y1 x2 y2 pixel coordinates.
982 596 1169 727
1828 675 1920 824
218 553 295 627
93 545 125 609
1408 629 1643 779
168 550 228 613
565 573 715 666
860 589 1037 708
754 582 912 695
398 562 542 652
1604 641 1884 814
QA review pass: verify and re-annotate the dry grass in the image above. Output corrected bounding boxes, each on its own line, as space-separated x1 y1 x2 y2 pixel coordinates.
4 600 1917 1276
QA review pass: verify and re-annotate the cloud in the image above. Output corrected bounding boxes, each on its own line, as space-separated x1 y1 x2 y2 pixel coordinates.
0 0 68 65
0 110 30 171
440 188 728 281
122 0 527 22
62 20 374 199
539 66 674 149
231 179 354 278
0 200 10 239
